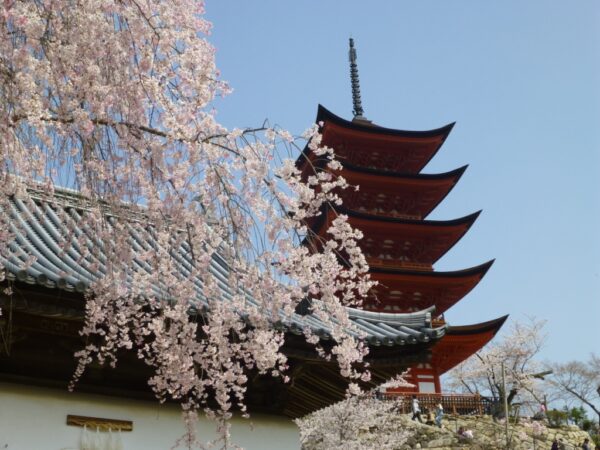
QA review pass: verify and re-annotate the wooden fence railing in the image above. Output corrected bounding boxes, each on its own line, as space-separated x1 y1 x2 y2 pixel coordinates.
380 392 496 416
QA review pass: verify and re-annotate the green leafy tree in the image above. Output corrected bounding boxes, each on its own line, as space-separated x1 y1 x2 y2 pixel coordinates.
568 406 587 426
546 409 568 428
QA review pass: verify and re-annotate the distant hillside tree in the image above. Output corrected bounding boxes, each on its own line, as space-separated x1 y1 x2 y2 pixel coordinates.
547 354 600 426
446 318 547 415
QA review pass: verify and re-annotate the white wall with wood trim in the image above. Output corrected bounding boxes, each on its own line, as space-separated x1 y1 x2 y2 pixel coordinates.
0 382 300 449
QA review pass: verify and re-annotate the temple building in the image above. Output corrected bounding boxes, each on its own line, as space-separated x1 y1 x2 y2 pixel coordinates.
297 39 507 394
0 184 450 448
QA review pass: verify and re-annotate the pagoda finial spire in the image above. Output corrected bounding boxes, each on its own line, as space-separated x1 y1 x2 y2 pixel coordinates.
349 38 367 121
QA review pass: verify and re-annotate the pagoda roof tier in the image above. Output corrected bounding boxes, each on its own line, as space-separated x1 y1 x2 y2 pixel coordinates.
430 315 508 375
364 261 494 315
297 105 455 175
335 164 468 220
306 206 480 268
300 165 467 223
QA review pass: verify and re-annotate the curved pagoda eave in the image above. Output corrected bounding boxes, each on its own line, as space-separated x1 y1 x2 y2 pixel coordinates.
316 104 455 139
430 315 508 375
365 260 494 315
300 165 468 224
297 105 456 175
337 164 468 220
305 207 481 267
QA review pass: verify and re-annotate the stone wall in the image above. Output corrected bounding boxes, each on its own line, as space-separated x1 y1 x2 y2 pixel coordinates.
438 414 592 450
395 414 593 450
301 411 593 449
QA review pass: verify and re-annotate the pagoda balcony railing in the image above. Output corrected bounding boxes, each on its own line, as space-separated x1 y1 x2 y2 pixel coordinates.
380 392 495 416
351 208 422 221
367 259 433 271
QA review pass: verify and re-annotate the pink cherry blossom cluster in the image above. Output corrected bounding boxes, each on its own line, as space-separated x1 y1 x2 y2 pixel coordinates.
447 317 548 409
295 391 412 450
0 0 374 434
522 419 547 437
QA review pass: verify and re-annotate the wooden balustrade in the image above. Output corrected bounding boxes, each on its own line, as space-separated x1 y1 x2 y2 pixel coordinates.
379 392 495 416
368 259 434 271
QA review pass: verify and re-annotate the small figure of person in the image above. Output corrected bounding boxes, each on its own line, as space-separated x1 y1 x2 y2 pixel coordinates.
551 438 559 450
457 426 473 440
582 438 591 450
424 407 435 426
534 403 547 420
411 395 422 422
434 403 444 428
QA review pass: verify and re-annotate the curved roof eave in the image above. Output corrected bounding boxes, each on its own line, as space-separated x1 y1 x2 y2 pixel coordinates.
317 104 455 139
368 259 495 278
296 106 458 179
347 305 435 324
431 314 509 375
333 206 482 228
447 314 509 336
339 162 468 182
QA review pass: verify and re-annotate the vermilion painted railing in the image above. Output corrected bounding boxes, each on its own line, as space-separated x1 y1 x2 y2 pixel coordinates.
380 392 496 416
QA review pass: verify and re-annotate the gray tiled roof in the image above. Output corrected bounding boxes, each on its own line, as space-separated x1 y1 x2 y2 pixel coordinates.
0 188 446 346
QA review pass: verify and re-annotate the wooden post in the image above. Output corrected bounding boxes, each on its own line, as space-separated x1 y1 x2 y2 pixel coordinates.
502 363 510 449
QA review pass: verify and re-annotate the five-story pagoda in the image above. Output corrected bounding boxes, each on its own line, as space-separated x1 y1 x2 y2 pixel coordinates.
297 38 507 393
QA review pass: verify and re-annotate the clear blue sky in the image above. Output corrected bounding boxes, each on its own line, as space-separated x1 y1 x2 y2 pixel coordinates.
205 1 600 364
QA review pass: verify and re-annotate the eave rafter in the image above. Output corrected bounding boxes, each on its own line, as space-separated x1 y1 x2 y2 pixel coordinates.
337 164 467 220
430 315 509 375
297 105 455 175
365 261 494 315
306 206 480 268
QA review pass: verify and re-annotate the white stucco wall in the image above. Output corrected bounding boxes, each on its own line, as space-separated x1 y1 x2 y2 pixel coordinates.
0 382 300 450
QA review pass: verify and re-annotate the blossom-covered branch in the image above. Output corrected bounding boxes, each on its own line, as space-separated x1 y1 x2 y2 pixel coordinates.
0 0 374 438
